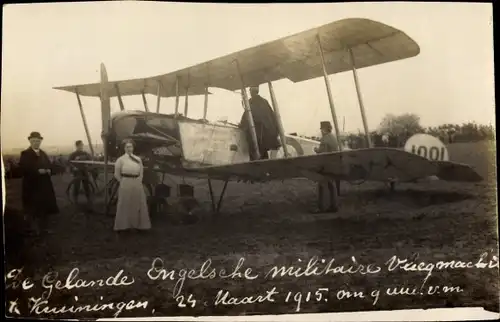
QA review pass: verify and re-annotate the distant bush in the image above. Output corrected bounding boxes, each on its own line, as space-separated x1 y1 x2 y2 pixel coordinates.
297 122 495 149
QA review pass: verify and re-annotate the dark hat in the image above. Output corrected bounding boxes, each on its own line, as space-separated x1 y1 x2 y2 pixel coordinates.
249 86 259 91
75 140 83 146
320 121 332 129
28 131 43 140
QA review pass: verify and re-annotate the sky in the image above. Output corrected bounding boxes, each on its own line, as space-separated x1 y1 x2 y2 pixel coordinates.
1 2 495 151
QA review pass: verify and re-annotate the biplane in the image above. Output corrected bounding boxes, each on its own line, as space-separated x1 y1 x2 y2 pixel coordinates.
54 18 483 215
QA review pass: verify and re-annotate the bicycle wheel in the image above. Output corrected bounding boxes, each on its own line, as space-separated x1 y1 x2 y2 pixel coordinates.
65 177 83 204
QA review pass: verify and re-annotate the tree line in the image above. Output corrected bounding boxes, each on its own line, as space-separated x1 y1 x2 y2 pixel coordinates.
299 113 495 149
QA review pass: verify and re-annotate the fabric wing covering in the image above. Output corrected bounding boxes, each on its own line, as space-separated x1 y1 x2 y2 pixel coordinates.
181 149 483 183
53 18 420 98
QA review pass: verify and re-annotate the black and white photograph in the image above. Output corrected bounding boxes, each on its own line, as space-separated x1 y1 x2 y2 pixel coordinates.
2 2 498 320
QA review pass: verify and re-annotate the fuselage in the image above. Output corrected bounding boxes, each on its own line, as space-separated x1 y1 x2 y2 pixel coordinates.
107 110 321 166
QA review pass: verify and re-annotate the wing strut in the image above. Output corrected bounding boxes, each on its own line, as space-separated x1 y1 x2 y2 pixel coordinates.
267 81 289 157
317 34 343 150
234 59 261 160
141 91 150 112
156 80 161 113
100 63 112 212
203 87 209 120
174 76 180 118
155 81 161 113
75 89 95 157
348 48 372 148
203 64 210 121
115 84 125 111
184 72 190 117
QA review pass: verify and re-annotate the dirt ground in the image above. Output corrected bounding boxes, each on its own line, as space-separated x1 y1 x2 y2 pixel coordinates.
3 141 499 319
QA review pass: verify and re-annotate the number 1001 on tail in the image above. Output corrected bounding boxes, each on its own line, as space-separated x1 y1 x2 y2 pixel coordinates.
411 145 446 161
285 288 329 312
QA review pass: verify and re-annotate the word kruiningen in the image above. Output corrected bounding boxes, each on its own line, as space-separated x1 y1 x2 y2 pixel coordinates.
29 296 148 318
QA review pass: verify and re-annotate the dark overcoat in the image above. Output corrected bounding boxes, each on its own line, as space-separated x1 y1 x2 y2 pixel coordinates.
19 148 59 216
240 95 281 152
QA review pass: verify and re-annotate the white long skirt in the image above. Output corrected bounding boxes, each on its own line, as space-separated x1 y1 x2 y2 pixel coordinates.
114 177 151 231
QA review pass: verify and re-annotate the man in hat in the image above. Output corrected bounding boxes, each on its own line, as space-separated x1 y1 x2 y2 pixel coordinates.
314 121 340 153
19 132 59 236
312 121 340 213
68 140 94 207
239 86 280 160
382 132 390 147
447 127 456 144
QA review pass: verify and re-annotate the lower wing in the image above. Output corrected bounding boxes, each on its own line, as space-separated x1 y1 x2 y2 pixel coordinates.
182 148 484 183
432 160 484 182
71 160 115 169
69 159 200 178
70 148 483 183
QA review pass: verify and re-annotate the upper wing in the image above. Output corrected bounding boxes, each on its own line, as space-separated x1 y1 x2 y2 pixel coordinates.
54 77 211 99
53 18 419 97
182 148 483 183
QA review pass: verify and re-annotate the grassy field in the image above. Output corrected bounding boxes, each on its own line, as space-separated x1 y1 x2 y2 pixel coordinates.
3 141 498 319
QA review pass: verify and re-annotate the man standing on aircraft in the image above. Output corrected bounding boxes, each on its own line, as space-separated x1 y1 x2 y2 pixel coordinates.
239 86 280 160
312 121 340 213
69 140 93 208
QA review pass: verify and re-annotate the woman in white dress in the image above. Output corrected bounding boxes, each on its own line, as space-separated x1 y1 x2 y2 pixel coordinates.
114 139 151 232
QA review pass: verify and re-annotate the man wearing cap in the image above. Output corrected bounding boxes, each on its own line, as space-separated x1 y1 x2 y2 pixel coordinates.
312 121 340 213
19 132 59 236
68 140 94 207
239 86 280 160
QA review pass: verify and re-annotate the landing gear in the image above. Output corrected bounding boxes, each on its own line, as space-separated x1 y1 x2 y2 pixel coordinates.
65 174 98 204
104 178 120 215
389 180 396 192
207 179 229 214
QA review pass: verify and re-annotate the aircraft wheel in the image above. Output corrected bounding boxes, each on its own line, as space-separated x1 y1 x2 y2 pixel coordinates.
389 181 396 192
149 183 171 217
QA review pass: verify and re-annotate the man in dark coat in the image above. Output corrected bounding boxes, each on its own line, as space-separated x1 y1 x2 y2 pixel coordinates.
311 121 340 213
68 140 93 206
239 86 280 160
19 132 59 235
